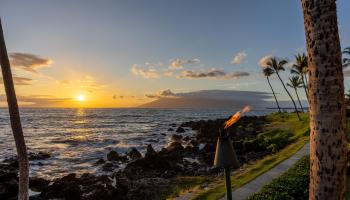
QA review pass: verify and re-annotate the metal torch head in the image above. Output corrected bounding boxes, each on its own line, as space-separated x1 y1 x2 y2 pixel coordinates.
213 136 240 169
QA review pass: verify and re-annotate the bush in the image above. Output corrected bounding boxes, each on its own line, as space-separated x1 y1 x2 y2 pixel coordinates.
240 129 293 154
257 129 293 153
247 156 309 200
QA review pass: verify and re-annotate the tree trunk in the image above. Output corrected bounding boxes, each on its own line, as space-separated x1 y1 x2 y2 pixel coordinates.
276 72 301 120
0 19 29 200
304 73 309 89
266 76 281 112
294 87 304 112
301 74 309 102
300 0 347 199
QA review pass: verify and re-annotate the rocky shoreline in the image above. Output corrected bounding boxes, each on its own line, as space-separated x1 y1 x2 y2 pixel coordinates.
1 115 270 200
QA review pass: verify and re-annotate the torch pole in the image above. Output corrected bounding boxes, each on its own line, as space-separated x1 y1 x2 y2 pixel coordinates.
224 166 232 200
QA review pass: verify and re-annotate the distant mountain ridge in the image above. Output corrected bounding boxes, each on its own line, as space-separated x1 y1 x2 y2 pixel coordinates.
139 90 308 109
139 90 273 109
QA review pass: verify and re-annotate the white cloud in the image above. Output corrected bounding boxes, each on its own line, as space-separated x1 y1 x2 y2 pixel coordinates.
131 64 161 79
231 51 247 64
169 58 200 69
258 55 273 68
163 69 174 77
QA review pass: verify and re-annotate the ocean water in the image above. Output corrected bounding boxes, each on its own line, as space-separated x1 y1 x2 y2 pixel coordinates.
0 108 272 179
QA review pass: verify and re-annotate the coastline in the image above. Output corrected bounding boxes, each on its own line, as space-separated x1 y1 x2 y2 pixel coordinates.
0 112 308 200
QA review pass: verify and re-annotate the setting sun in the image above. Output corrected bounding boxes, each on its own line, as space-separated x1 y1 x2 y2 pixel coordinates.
76 95 85 102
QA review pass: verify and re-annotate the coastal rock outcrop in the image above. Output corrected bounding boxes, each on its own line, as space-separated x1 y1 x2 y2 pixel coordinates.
127 148 142 160
107 150 127 162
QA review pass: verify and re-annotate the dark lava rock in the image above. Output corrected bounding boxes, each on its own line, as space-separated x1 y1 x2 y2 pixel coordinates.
29 177 49 192
176 127 185 133
128 148 142 160
145 144 157 158
201 143 215 153
107 150 127 162
29 152 51 160
95 158 106 165
166 141 184 152
123 155 177 179
167 128 174 131
190 139 199 147
184 145 199 155
170 134 183 142
0 158 20 199
183 136 191 141
102 162 118 172
40 173 119 200
63 184 82 200
40 173 77 199
0 176 17 199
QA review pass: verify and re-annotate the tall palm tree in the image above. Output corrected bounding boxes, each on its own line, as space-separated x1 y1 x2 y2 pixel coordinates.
263 67 281 112
0 19 29 200
291 53 309 101
301 0 347 199
287 76 304 112
266 57 301 120
343 47 350 67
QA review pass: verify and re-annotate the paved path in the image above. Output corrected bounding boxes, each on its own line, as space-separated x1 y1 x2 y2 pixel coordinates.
220 142 310 200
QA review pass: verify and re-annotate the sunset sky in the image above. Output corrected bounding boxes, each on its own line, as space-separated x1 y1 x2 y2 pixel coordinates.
0 0 349 108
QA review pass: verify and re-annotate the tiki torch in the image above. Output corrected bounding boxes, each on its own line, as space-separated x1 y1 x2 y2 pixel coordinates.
213 106 250 200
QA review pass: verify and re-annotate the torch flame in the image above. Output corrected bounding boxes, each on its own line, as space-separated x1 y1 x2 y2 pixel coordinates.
223 105 251 129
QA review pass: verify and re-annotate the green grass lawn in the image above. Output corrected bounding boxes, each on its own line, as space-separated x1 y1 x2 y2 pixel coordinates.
174 112 310 200
247 155 309 200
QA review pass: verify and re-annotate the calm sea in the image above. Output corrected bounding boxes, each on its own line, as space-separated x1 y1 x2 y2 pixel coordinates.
0 108 272 179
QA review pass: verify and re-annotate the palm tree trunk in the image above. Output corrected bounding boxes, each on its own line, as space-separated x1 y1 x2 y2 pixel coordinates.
0 19 29 200
276 72 301 120
304 73 308 90
301 74 309 102
294 88 304 112
266 76 281 112
301 0 347 199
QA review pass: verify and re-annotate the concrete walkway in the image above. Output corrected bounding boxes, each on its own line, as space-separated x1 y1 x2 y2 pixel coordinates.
220 142 310 200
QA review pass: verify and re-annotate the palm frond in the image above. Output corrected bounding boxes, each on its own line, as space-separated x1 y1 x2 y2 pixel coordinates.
287 75 303 88
263 67 275 76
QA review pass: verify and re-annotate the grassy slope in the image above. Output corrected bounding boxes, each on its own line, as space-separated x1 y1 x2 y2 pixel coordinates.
162 112 309 199
191 137 309 200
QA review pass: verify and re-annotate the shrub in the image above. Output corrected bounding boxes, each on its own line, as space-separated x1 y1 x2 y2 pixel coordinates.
257 129 293 153
247 156 309 200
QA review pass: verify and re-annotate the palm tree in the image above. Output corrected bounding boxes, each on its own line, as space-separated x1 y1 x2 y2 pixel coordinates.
301 0 347 199
263 67 281 112
266 57 301 120
291 53 309 101
0 19 29 200
287 76 304 112
343 47 350 67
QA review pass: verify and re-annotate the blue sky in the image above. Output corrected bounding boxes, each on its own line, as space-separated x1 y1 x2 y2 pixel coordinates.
0 0 349 107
